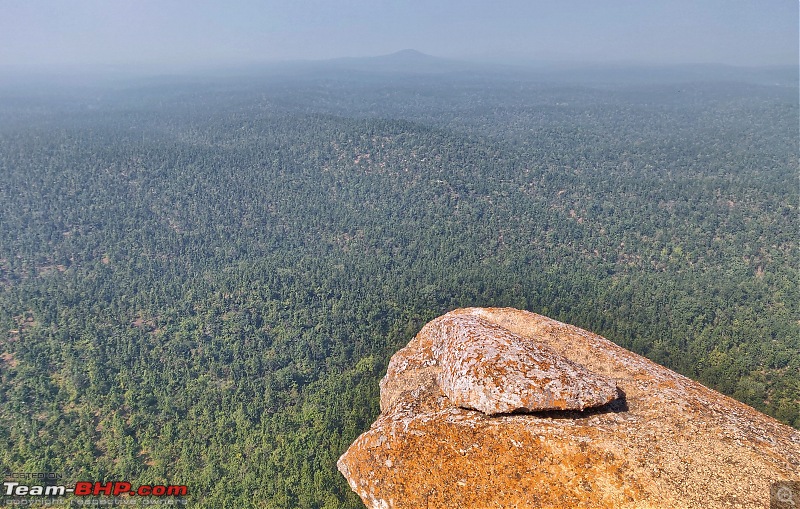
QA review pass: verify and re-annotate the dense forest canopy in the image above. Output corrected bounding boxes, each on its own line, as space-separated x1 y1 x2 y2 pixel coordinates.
0 63 797 508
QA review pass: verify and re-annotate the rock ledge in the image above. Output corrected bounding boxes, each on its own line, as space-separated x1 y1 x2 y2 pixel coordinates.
426 314 618 414
339 307 800 509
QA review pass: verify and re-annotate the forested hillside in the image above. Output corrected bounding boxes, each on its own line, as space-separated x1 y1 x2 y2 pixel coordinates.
0 67 797 507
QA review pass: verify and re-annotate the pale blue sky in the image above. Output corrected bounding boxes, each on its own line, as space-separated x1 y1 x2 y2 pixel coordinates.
1 0 797 69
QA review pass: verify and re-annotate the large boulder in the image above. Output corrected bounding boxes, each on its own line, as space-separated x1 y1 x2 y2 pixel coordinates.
433 313 617 413
338 307 800 509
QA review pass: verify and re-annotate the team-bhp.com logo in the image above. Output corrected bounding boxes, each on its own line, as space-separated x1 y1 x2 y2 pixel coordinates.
4 482 187 497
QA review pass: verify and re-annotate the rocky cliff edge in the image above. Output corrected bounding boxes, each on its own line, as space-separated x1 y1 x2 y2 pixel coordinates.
338 307 800 509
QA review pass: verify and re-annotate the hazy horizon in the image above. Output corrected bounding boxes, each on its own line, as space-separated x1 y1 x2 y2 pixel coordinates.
1 1 797 73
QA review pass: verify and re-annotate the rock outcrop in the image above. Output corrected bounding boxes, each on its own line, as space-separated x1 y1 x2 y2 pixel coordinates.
338 307 800 509
387 313 619 415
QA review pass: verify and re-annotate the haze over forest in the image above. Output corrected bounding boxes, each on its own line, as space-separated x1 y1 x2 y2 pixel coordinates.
0 2 797 508
1 0 797 74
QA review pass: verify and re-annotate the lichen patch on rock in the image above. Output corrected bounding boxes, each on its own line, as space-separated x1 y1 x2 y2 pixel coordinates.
426 314 618 414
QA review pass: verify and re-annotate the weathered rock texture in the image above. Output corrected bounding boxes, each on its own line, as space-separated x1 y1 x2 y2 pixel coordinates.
391 313 618 414
338 307 800 509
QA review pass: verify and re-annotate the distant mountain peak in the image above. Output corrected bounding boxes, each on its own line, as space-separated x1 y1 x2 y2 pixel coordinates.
385 49 432 59
323 49 460 74
374 49 441 65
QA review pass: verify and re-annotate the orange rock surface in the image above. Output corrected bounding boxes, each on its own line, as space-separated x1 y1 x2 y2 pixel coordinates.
338 307 800 509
